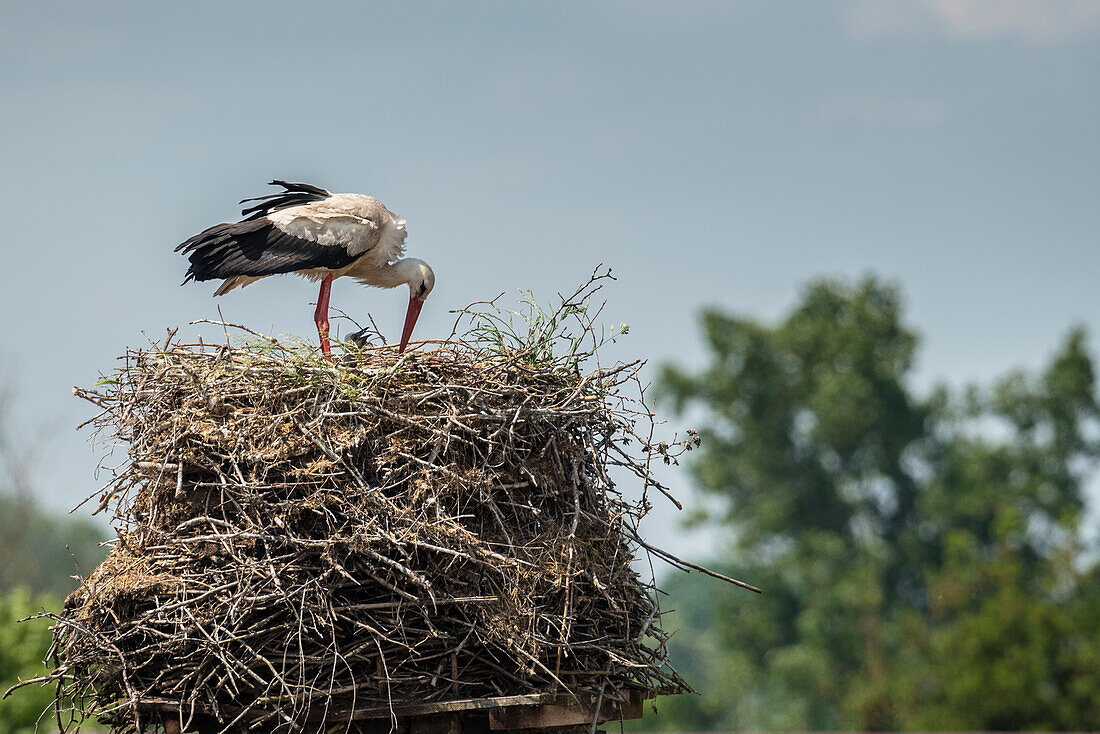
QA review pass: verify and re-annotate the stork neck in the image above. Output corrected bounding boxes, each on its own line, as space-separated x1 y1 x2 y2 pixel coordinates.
375 259 419 289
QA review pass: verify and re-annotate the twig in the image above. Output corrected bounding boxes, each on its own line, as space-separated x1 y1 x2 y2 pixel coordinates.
190 318 279 345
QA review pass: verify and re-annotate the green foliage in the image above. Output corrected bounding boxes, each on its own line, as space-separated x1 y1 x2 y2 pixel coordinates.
449 267 628 371
0 588 57 734
645 277 1100 731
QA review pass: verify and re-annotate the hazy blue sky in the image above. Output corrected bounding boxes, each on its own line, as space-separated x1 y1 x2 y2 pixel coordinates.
1 1 1097 558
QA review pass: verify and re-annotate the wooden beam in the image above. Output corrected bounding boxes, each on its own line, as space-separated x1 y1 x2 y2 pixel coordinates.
139 689 649 727
141 692 565 722
488 692 642 731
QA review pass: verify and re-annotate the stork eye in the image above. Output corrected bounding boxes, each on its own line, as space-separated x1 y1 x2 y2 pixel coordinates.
417 283 427 298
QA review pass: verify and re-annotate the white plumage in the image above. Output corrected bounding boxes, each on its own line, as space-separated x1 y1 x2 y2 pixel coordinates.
267 194 407 258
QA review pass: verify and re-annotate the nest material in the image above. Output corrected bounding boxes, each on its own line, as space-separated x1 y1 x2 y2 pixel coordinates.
48 337 691 732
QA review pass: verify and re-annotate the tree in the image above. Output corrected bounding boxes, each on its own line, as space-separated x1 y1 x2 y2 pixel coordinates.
0 588 56 734
646 277 1100 730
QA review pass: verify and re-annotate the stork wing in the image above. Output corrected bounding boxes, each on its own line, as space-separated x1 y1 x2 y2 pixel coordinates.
176 183 400 284
176 218 362 283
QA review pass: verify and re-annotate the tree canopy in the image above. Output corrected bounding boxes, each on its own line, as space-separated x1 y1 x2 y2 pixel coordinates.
648 277 1100 730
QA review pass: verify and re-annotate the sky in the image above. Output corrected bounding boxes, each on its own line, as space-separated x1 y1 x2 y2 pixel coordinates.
1 0 1098 561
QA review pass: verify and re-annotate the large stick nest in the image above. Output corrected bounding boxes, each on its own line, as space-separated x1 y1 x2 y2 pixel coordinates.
39 276 707 733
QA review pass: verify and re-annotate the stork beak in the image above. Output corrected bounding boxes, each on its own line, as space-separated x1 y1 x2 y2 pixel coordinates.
398 297 424 353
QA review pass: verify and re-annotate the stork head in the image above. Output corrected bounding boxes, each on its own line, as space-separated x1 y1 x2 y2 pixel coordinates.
398 259 435 353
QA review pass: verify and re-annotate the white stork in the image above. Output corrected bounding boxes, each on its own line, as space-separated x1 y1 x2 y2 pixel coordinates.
177 181 435 358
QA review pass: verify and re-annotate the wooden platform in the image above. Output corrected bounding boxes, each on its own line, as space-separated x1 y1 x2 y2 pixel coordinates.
155 689 647 733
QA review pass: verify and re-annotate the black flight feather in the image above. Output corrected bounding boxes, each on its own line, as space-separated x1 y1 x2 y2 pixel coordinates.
238 180 332 220
178 221 360 283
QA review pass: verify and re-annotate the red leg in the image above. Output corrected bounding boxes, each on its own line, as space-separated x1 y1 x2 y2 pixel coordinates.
314 274 334 360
